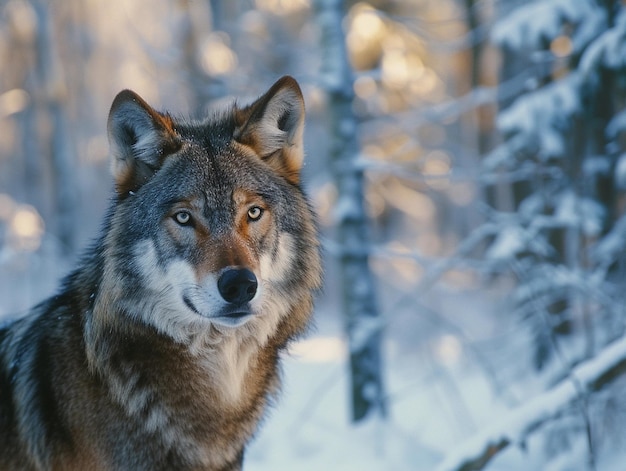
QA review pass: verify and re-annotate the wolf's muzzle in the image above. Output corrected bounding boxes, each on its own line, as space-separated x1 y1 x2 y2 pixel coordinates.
217 268 258 306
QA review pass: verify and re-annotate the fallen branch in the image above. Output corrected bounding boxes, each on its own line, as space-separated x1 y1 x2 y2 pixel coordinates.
434 335 626 471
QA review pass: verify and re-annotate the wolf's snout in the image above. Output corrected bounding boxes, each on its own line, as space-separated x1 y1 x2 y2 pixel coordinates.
217 268 258 305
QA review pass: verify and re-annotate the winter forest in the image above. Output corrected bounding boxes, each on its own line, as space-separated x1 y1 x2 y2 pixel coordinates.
1 0 626 469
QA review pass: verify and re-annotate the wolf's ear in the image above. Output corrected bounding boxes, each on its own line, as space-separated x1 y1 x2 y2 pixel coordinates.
234 76 305 185
107 90 181 195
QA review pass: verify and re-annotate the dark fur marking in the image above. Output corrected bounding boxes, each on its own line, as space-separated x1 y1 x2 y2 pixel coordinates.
31 333 74 451
0 327 16 431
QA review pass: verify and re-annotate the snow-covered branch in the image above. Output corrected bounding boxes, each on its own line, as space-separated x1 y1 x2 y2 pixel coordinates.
491 0 603 53
415 222 503 293
434 335 626 471
358 156 560 186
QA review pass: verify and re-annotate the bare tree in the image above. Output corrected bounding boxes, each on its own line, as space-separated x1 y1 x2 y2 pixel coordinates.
26 0 77 254
314 0 386 422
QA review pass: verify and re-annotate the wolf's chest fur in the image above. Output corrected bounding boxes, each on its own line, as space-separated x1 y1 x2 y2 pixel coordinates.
0 76 322 471
88 322 279 469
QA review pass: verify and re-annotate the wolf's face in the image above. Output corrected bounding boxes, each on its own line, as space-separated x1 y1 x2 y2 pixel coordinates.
97 77 321 342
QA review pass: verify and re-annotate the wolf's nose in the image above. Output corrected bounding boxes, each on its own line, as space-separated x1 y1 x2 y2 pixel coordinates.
217 268 258 305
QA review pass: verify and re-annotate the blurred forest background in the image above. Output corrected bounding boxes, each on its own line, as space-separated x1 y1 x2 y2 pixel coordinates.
1 0 626 470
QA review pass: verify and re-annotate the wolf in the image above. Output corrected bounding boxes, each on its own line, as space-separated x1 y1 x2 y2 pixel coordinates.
0 76 322 470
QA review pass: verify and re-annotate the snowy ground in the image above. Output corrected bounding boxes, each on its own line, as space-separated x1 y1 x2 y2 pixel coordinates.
246 286 509 471
246 285 626 471
246 325 626 470
247 312 442 471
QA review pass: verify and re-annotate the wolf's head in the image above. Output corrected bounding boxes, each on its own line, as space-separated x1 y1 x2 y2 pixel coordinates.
94 77 321 346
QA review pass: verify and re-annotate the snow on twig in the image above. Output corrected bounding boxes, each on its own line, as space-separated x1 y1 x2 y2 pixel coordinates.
491 0 601 52
357 157 557 186
433 335 626 471
415 222 503 294
580 8 626 74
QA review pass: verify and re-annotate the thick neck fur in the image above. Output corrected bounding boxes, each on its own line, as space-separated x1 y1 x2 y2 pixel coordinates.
85 303 280 413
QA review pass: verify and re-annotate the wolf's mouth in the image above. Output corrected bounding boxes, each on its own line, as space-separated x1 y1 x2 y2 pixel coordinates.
219 307 252 319
211 307 254 327
183 294 253 324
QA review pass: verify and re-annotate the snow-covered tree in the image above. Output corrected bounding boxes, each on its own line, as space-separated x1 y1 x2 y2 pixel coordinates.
440 0 626 469
486 0 626 372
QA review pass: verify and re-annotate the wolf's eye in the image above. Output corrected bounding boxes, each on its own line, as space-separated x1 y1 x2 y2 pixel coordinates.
247 206 263 221
174 211 192 226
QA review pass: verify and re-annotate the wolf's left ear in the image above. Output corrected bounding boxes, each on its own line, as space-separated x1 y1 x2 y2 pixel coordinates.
107 90 181 195
234 76 305 185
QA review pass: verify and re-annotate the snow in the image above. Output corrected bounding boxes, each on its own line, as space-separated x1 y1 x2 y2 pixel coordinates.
244 288 522 471
246 332 442 471
580 8 626 74
606 109 626 139
573 335 626 385
553 191 604 237
615 154 626 190
485 226 525 262
433 335 626 471
491 0 600 52
497 73 582 161
591 213 626 267
333 195 362 223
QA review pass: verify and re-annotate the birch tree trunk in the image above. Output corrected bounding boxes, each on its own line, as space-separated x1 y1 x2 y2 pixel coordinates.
315 0 386 422
180 0 221 117
32 0 77 254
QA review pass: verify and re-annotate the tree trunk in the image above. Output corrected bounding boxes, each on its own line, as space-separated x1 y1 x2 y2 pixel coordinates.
32 0 77 254
314 0 386 422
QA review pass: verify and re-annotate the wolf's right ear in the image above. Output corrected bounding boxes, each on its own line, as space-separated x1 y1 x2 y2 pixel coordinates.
107 90 181 195
233 76 305 185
